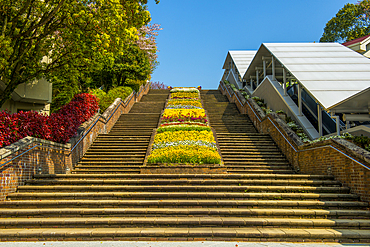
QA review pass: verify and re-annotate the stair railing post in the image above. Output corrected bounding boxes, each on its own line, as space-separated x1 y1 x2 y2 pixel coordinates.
283 67 287 96
298 83 302 116
318 104 323 137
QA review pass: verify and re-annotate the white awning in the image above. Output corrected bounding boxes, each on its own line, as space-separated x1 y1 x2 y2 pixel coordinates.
223 51 256 77
243 43 370 113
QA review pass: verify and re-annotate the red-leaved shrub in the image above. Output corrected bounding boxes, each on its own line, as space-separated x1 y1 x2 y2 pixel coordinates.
0 93 98 148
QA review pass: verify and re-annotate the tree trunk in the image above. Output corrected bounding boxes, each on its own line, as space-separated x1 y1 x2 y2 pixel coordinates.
0 81 20 108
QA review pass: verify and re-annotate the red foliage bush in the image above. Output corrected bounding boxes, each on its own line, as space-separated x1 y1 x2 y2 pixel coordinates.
0 93 98 148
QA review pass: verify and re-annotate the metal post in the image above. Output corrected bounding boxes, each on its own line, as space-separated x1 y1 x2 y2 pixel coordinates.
346 120 350 130
272 57 275 81
335 116 340 136
263 60 266 78
298 83 302 116
256 69 259 87
283 67 287 96
318 105 323 137
331 112 341 136
250 78 253 91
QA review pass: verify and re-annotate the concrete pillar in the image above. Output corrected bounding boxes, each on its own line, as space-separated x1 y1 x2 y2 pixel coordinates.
298 83 302 116
318 105 323 137
250 77 253 91
263 60 266 78
256 69 259 87
272 57 275 81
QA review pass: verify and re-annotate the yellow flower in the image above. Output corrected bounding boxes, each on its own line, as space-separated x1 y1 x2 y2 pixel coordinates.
154 130 215 144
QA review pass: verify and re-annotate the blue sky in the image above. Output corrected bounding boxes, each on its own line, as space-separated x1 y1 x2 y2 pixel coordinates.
147 0 357 89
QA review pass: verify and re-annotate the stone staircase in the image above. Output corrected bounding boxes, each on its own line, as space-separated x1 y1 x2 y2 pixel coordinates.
73 90 168 174
201 90 292 174
0 89 369 242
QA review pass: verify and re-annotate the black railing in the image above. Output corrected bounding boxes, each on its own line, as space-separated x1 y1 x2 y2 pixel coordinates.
287 84 345 134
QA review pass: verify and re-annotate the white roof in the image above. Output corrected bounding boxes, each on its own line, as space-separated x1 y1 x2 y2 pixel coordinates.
223 51 256 77
245 43 370 111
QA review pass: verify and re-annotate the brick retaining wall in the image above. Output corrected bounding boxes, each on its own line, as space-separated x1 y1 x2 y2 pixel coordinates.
0 82 150 201
219 81 370 202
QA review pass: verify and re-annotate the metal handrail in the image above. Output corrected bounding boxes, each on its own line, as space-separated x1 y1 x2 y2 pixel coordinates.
0 145 40 169
268 117 297 152
0 143 69 170
234 91 244 107
222 82 368 171
246 100 261 122
219 81 225 91
267 114 368 170
1 83 148 169
226 87 232 98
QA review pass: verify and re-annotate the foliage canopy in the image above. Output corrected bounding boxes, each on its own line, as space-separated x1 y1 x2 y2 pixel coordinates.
320 2 370 42
0 0 160 110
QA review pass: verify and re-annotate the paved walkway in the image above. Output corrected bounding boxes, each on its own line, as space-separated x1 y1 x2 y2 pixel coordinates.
0 242 368 247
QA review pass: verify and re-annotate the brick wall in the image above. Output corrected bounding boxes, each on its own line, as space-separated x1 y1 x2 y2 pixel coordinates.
0 82 150 201
219 81 370 202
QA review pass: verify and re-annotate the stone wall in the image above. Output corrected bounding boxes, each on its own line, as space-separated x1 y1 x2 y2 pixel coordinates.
0 82 150 201
219 81 370 202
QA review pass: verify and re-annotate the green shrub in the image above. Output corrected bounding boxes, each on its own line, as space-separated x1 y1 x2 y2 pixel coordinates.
230 84 237 91
125 78 145 92
90 88 106 103
99 86 133 112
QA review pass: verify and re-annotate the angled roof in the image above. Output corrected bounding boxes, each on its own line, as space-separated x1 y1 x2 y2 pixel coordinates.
222 50 256 77
243 43 370 112
342 34 370 47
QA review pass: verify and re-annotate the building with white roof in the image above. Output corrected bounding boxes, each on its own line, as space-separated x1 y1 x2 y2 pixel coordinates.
222 42 370 139
221 51 256 89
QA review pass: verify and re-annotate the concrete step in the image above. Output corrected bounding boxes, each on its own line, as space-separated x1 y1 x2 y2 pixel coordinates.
0 207 368 218
85 149 147 153
0 227 369 241
77 161 144 165
16 185 351 193
0 217 369 228
33 173 336 180
7 191 359 201
1 199 366 209
27 178 341 186
82 154 146 159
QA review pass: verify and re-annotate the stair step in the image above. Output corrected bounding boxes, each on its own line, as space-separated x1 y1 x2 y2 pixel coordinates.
8 191 359 201
1 199 365 209
0 217 369 228
27 179 341 186
1 207 368 218
1 227 369 242
16 185 350 193
33 173 336 180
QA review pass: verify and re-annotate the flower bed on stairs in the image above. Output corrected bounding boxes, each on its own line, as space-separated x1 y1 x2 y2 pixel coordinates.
144 87 223 173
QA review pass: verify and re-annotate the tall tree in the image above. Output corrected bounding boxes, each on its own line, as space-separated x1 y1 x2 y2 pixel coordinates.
0 0 144 107
320 3 370 42
88 2 161 93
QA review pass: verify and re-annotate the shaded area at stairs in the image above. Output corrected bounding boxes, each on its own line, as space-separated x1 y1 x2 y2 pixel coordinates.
0 89 369 242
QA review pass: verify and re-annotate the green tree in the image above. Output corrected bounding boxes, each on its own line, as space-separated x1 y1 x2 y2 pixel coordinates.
90 43 152 92
0 0 146 107
320 3 370 42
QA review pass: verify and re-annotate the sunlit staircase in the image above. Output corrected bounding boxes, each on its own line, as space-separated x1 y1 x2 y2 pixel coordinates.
0 89 368 242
